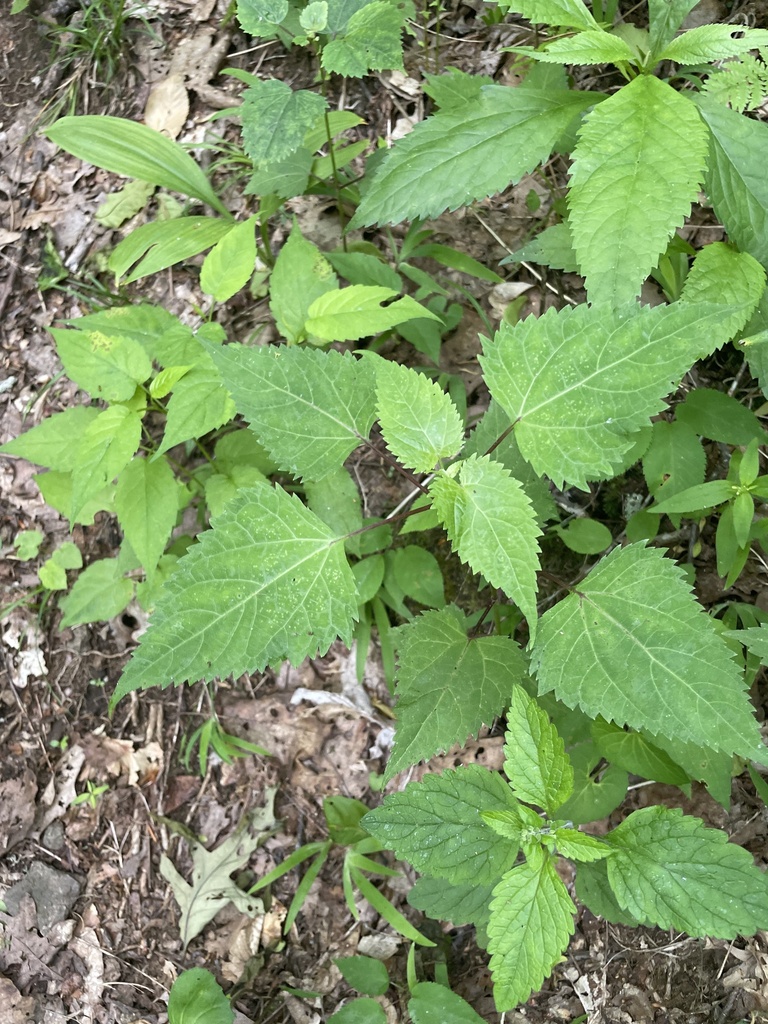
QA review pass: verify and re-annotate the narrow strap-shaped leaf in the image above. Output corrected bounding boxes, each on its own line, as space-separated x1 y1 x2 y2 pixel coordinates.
568 76 708 306
503 688 573 815
647 0 700 57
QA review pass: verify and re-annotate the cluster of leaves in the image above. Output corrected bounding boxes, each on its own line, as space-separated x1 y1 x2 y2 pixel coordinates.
5 0 768 1013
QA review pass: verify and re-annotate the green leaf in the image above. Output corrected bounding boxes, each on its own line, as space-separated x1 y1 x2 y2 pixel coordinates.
362 765 520 886
680 242 765 339
45 116 227 214
50 326 152 402
726 623 768 665
568 77 708 306
575 859 641 926
65 304 183 360
70 406 142 521
390 547 444 608
115 457 179 578
531 544 763 759
605 806 768 937
431 455 542 638
550 826 612 863
112 485 358 702
59 558 134 628
642 420 705 502
503 688 573 815
591 720 690 787
407 876 494 935
647 0 700 57
487 858 576 1011
301 1 328 31
505 222 579 273
352 555 385 605
325 251 403 291
322 1 405 77
409 982 487 1024
698 96 768 268
351 86 597 227
244 149 313 199
36 470 114 527
168 968 234 1024
656 25 768 65
555 518 611 555
480 300 746 490
422 68 495 110
109 217 232 284
237 0 289 33
207 345 376 481
241 80 327 164
496 0 598 30
387 607 525 779
408 243 503 284
0 407 99 470
650 480 735 515
554 742 627 826
305 467 363 538
200 217 258 302
325 0 371 33
700 53 768 113
334 956 389 996
327 1000 386 1024
306 287 439 342
96 179 155 228
531 31 637 64
158 361 236 456
13 530 44 560
376 361 463 473
676 388 768 446
269 223 339 343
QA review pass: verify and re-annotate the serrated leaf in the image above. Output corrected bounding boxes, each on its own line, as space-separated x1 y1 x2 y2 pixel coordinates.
656 25 768 64
701 53 768 113
531 544 763 759
167 968 234 1024
322 1 405 77
115 457 178 578
237 0 289 33
50 326 152 402
409 982 487 1024
66 304 185 361
244 149 313 199
269 223 339 343
45 116 227 214
532 31 636 64
642 420 705 502
376 361 463 473
158 361 236 456
480 300 747 490
112 485 358 702
681 242 765 339
574 859 641 926
325 0 370 34
351 86 597 227
305 287 439 342
503 688 573 815
0 407 99 470
240 80 327 164
431 455 541 637
160 796 275 947
550 826 612 862
386 607 525 779
591 720 690 787
506 222 579 272
59 558 134 628
200 217 258 302
207 345 376 481
568 77 708 306
422 68 494 110
605 805 768 937
647 0 700 56
70 406 142 521
362 765 520 886
487 858 576 1011
407 876 494 933
697 96 768 268
497 0 598 30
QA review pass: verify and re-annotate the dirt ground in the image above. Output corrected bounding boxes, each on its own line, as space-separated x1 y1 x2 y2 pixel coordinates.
2 1 768 1022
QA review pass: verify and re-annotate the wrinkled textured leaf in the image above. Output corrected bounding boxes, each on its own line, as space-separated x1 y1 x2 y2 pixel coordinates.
503 688 573 815
569 77 708 305
207 345 376 481
657 25 768 64
531 31 636 64
362 766 520 885
306 287 439 342
481 300 746 490
240 80 327 164
531 544 763 759
387 607 525 779
112 485 358 701
496 0 597 30
681 242 765 340
322 1 405 77
431 455 541 637
408 876 494 933
605 806 768 937
488 858 576 1011
352 86 596 227
376 361 464 473
115 457 179 577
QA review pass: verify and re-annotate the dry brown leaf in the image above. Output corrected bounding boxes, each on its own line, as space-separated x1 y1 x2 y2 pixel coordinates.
0 895 59 989
0 976 35 1024
0 768 37 855
144 74 189 139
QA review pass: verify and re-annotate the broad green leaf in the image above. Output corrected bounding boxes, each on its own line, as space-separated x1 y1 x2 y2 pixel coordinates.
575 859 641 926
409 982 487 1024
531 544 763 759
36 470 114 527
376 361 463 473
327 1001 386 1024
214 429 278 477
422 68 495 110
550 826 612 863
591 720 690 787
96 179 155 228
207 345 376 481
334 956 389 996
325 0 371 34
40 542 83 590
13 530 44 560
496 0 598 30
108 217 232 284
325 251 403 291
59 558 134 628
50 326 152 402
352 555 385 605
70 406 142 521
656 25 768 65
45 116 227 214
649 480 734 515
698 96 768 268
487 858 576 1011
0 407 99 470
480 300 747 490
305 287 440 342
390 546 444 608
200 217 258 302
642 420 705 501
244 149 313 199
300 0 328 31
158 362 236 456
605 805 768 937
115 457 179 577
112 485 358 701
61 304 182 359
305 467 363 537
168 968 234 1024
361 765 520 885
506 222 579 273
503 688 573 815
555 518 611 555
269 223 339 343
680 242 765 339
241 80 327 164
431 455 541 638
647 0 700 57
322 1 405 77
531 31 636 64
676 388 768 445
554 741 628 826
408 876 494 935
568 77 707 306
351 86 597 227
237 0 289 33
386 606 525 779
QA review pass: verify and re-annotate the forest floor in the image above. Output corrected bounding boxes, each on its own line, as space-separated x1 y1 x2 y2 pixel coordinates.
2 0 768 1021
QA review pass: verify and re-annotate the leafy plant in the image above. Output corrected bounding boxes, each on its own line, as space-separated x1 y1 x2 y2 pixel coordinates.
168 967 233 1024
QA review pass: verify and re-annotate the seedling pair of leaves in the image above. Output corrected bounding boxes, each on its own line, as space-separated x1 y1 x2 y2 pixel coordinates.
180 710 269 777
362 687 768 1010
